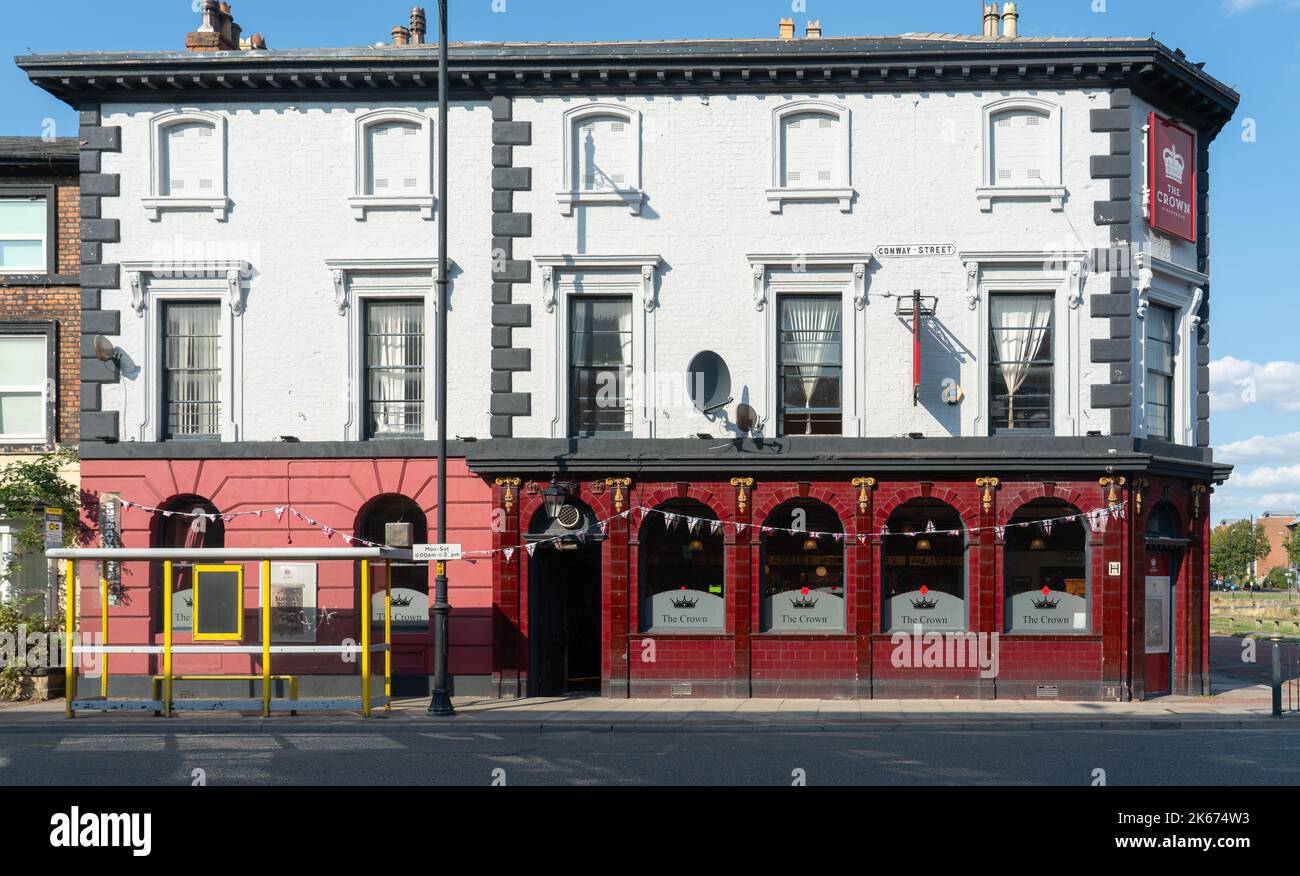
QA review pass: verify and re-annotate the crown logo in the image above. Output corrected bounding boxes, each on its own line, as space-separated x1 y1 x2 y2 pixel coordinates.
670 588 699 609
391 593 415 607
1031 586 1060 609
909 585 938 610
789 586 819 609
1162 144 1185 184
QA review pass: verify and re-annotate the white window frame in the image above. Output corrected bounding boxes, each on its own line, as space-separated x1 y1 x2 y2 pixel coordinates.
962 250 1087 438
556 103 645 216
1134 252 1204 446
145 109 230 221
0 328 52 444
747 254 872 438
327 258 441 442
767 100 854 214
350 110 436 221
535 254 661 438
978 97 1066 212
0 191 51 275
122 260 247 443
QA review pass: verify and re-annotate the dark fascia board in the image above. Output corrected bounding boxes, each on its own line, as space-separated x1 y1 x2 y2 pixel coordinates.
16 37 1239 136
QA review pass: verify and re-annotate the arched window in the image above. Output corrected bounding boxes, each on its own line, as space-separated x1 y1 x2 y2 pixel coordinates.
639 499 725 632
760 499 845 632
1146 504 1180 541
882 499 967 631
161 121 217 196
768 100 853 213
1004 499 1090 634
146 110 229 220
351 110 435 219
978 98 1065 211
557 103 644 214
365 121 421 195
156 496 224 633
359 494 428 632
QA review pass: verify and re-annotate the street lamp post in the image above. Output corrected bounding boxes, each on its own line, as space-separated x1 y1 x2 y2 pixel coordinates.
427 0 454 717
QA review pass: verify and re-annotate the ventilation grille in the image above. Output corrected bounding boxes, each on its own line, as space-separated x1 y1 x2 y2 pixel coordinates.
555 504 582 530
1036 684 1059 698
670 683 693 697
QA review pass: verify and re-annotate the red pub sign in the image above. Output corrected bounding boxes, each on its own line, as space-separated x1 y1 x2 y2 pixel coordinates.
1148 112 1197 242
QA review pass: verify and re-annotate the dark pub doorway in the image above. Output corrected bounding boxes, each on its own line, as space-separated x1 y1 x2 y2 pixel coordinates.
527 500 603 696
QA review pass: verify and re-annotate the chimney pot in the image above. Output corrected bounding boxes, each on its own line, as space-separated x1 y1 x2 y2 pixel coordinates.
410 7 427 45
198 0 220 33
778 17 795 40
1002 1 1020 39
805 20 821 39
250 32 266 50
983 3 1000 39
392 25 410 47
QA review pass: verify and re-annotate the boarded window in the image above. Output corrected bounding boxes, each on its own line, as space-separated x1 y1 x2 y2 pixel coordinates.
366 122 421 195
162 122 217 196
781 112 838 187
990 109 1051 184
574 115 631 191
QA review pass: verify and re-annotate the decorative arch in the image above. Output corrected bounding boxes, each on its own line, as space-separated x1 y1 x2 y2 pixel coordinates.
768 99 853 213
978 96 1065 211
996 483 1099 528
1002 497 1092 634
356 493 429 633
880 496 970 632
557 102 644 215
639 497 726 632
758 496 848 633
351 109 435 219
873 484 979 536
150 493 224 634
146 109 229 220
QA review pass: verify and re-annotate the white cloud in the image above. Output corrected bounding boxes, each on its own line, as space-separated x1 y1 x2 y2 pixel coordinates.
1219 431 1300 461
1223 0 1300 13
1209 356 1300 414
1228 463 1300 490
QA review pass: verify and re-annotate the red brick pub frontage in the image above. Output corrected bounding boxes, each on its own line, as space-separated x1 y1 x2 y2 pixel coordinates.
475 439 1222 703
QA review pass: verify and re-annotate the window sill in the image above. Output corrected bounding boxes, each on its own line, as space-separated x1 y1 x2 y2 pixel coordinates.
556 189 645 216
143 197 230 222
765 186 854 214
0 272 78 287
348 195 436 221
976 185 1066 212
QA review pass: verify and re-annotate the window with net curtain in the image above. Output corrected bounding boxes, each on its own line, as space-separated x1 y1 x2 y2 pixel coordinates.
779 296 842 436
989 293 1053 434
365 300 424 439
163 302 221 440
0 197 47 272
570 296 632 437
1145 304 1176 441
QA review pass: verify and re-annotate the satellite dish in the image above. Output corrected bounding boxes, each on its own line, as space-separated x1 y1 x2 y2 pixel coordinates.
735 403 758 434
93 335 118 363
686 350 732 413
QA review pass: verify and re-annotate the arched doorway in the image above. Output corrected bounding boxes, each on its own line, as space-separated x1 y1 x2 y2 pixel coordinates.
1143 503 1184 696
153 495 224 634
357 494 428 695
527 497 602 696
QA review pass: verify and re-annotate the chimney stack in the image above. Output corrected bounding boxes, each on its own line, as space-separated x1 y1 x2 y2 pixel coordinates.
392 25 410 46
778 18 795 39
982 3 1000 38
805 20 822 39
410 7 427 45
187 0 244 51
1002 1 1020 39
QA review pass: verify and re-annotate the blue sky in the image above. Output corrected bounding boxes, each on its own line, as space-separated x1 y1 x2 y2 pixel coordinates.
3 0 1297 519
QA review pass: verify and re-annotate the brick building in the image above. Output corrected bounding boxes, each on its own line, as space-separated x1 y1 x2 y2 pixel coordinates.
0 136 80 611
17 3 1239 700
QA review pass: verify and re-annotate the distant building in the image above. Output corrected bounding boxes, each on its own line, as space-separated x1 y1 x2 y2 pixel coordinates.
1258 513 1297 579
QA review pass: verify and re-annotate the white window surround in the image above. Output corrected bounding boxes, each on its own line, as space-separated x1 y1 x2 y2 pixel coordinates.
961 250 1087 438
120 261 248 443
767 100 854 214
748 253 872 438
326 258 445 441
350 110 436 221
534 254 661 438
1134 252 1204 446
556 103 645 215
977 97 1066 212
145 110 230 221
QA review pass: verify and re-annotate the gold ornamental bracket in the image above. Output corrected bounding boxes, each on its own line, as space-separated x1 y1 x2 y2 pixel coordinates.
494 477 522 514
1131 477 1149 515
975 476 1000 514
730 477 755 514
1190 483 1209 523
1099 475 1127 506
851 477 876 515
605 477 632 513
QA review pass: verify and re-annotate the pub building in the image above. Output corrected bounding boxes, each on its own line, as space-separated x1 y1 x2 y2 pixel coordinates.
20 2 1236 702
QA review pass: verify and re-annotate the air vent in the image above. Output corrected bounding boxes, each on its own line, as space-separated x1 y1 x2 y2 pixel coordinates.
670 683 693 697
1036 684 1059 698
555 504 582 530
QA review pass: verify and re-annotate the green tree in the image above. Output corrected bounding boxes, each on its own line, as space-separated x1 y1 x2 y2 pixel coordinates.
1209 519 1271 585
0 448 82 605
1284 524 1300 572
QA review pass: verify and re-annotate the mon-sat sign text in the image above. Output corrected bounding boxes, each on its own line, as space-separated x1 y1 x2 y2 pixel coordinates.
413 543 462 561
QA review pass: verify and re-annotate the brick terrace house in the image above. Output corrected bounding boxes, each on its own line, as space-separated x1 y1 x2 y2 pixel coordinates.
17 2 1239 700
0 136 80 613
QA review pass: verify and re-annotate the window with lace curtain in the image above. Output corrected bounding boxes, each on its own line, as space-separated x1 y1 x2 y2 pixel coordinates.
989 293 1054 434
364 300 424 439
163 302 221 440
569 297 632 437
778 296 842 436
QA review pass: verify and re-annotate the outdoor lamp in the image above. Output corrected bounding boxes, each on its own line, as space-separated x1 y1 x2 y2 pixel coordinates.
541 482 570 520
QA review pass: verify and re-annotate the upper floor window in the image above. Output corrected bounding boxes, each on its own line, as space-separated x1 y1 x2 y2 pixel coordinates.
0 329 50 444
557 104 644 215
0 193 50 274
989 293 1054 433
364 299 424 439
978 98 1065 211
351 110 435 220
147 111 229 221
778 295 842 436
569 296 632 437
163 301 221 440
1145 304 1176 441
768 100 853 213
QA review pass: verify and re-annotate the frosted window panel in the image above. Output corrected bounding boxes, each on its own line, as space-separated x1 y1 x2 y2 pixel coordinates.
367 123 420 194
782 112 838 187
0 336 46 383
0 199 46 234
0 240 44 269
163 123 216 195
991 111 1050 183
574 116 630 191
0 392 43 437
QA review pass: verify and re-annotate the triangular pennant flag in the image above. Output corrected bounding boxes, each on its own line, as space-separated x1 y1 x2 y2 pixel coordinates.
575 531 587 544
686 517 701 534
710 520 722 535
162 510 173 518
525 543 537 557
857 533 868 545
598 520 608 535
880 524 890 536
833 532 844 543
322 526 334 539
120 499 133 508
503 547 515 562
222 513 237 524
342 534 354 545
1041 520 1053 536
206 513 218 523
925 520 937 533
621 509 632 520
735 523 748 534
948 530 960 537
274 506 286 522
995 526 1005 541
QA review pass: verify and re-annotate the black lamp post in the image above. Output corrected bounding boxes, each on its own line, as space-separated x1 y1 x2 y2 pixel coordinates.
427 0 454 717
